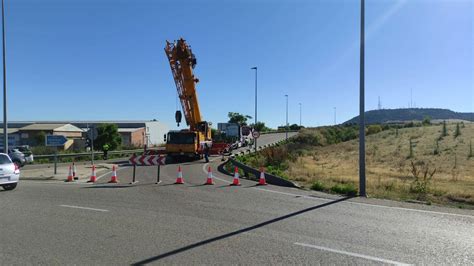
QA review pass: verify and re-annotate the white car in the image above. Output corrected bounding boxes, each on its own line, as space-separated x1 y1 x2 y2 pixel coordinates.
0 153 20 191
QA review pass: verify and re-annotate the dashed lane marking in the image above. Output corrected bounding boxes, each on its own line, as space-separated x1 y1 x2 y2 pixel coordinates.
59 205 109 212
294 242 412 266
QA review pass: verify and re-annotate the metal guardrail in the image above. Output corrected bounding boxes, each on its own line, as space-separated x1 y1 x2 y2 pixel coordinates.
227 158 298 188
34 149 145 159
32 148 164 175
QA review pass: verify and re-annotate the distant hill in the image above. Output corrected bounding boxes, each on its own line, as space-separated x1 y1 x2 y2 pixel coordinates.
344 108 474 125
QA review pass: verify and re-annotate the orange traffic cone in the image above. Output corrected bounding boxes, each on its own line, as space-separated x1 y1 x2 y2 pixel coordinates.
258 167 267 185
88 165 97 183
108 165 118 183
66 165 74 182
72 162 78 180
230 166 241 186
204 166 214 185
175 166 184 184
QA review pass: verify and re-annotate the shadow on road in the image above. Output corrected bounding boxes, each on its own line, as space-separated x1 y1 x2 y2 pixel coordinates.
132 196 352 265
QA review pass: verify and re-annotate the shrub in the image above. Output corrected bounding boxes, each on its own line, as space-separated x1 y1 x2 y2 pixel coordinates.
367 125 383 135
311 181 326 191
292 131 321 146
409 160 436 200
469 140 473 158
330 183 358 196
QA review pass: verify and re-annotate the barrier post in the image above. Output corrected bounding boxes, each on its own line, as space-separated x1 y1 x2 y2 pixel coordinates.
131 164 137 184
156 164 161 184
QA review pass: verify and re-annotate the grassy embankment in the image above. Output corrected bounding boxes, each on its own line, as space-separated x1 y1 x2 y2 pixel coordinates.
232 122 474 208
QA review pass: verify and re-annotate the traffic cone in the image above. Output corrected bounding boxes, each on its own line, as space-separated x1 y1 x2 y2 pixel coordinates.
230 166 241 186
175 166 184 184
66 165 74 182
88 165 97 183
108 165 118 183
258 167 267 185
204 166 214 185
72 162 78 180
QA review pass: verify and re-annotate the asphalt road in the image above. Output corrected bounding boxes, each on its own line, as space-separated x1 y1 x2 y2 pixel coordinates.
1 133 473 265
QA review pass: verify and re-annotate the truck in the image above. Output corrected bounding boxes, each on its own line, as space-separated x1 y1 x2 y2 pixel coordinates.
164 39 212 160
217 123 254 148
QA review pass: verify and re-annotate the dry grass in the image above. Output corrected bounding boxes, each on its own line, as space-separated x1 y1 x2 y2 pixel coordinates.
287 122 474 207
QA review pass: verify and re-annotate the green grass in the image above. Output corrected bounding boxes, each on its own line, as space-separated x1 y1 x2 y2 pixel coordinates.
330 183 358 196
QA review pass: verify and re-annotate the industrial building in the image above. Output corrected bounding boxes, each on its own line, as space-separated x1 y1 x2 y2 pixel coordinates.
0 120 168 150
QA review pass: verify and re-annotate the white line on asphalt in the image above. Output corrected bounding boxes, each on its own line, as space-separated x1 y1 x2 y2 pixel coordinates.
96 166 129 181
207 156 473 219
59 205 109 212
294 242 411 266
253 187 474 219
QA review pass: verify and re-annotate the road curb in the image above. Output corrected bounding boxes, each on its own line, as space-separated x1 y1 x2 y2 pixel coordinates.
218 159 300 188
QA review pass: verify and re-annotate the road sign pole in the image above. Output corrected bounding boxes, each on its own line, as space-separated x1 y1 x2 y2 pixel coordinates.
54 147 58 175
91 126 94 165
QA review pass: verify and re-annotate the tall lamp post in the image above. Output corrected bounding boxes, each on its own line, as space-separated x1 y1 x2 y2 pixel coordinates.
359 0 366 197
2 0 7 153
299 103 302 127
251 67 257 152
285 94 288 140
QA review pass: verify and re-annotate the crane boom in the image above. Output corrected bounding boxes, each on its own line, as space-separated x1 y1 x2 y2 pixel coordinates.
164 38 212 160
165 39 202 130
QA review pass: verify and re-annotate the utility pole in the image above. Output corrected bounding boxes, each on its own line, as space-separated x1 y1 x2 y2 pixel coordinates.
285 94 288 140
359 0 366 197
378 96 381 110
334 107 337 125
251 67 257 152
2 0 7 153
299 103 302 127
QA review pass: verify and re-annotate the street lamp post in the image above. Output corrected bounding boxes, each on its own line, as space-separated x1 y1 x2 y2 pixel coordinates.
359 0 366 197
251 67 257 152
2 0 7 153
285 95 288 140
299 103 302 127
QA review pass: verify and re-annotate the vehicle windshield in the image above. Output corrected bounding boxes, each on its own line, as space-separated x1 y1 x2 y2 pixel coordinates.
167 132 196 145
0 154 12 164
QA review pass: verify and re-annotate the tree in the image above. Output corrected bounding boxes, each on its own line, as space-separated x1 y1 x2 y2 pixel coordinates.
250 122 271 132
454 123 461 138
422 116 431 126
228 112 252 126
94 123 122 151
289 124 301 130
34 131 46 146
441 120 448 138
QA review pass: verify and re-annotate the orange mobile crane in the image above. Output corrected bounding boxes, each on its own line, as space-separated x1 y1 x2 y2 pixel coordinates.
164 38 212 160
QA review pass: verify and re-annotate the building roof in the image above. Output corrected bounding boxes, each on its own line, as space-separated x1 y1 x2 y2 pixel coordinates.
0 128 19 134
19 123 83 132
118 128 144 133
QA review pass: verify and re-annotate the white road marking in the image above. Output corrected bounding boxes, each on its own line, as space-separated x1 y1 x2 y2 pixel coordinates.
253 187 474 219
294 242 411 266
208 162 474 219
59 204 109 212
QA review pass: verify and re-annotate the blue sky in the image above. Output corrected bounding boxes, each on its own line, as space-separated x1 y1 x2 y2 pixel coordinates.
3 0 473 129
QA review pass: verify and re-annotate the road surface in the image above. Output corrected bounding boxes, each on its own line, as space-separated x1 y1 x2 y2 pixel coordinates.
1 133 473 265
